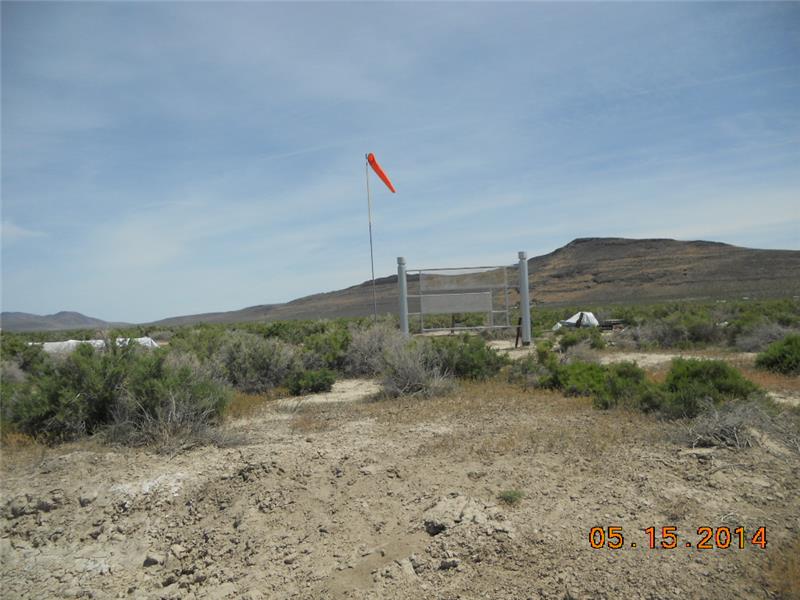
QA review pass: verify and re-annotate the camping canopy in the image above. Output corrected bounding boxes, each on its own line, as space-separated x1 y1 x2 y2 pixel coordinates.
552 311 600 331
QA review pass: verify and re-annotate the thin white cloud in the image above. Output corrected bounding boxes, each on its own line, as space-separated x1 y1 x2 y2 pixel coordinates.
1 221 47 244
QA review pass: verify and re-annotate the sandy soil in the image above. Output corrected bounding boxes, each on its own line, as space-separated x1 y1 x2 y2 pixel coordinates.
2 378 798 600
487 340 759 367
595 351 756 368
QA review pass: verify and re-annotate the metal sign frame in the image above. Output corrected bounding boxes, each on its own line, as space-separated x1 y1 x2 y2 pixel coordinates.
397 252 532 344
407 265 512 333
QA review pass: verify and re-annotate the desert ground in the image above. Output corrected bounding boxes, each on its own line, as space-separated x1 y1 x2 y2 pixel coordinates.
2 350 799 600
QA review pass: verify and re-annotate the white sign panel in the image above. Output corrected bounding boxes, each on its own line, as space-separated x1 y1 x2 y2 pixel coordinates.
420 292 493 315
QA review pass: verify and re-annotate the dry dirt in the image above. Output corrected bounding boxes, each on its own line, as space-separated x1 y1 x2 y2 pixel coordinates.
2 379 799 600
488 340 757 367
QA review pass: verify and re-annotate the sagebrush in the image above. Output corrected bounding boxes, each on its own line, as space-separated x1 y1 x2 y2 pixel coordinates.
756 334 800 376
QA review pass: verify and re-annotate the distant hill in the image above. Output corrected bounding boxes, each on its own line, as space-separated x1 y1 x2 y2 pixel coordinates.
147 304 281 328
4 238 799 331
525 237 800 305
0 311 121 333
150 238 800 327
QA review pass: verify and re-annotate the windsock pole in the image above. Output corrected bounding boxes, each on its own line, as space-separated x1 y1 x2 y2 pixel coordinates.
365 155 378 322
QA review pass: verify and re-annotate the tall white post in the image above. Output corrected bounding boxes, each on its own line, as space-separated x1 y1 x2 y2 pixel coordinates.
365 156 378 322
397 256 409 336
518 251 532 345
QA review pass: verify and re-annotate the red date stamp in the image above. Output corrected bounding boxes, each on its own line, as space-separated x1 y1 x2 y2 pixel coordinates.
589 526 767 550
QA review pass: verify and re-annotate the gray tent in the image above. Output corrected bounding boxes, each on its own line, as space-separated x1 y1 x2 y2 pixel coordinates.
552 311 600 331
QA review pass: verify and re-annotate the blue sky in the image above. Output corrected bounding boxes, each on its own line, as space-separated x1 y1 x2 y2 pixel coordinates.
2 2 799 323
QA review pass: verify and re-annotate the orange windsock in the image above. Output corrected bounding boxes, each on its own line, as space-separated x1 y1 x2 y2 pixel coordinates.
367 153 396 193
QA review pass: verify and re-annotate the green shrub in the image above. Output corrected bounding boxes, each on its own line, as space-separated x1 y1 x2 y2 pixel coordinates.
638 385 670 414
0 333 48 375
251 319 332 345
634 319 689 349
286 369 336 395
685 318 724 345
734 323 797 352
345 323 406 376
304 327 351 371
513 352 760 420
429 335 509 380
414 312 487 333
558 328 606 351
541 362 608 397
381 339 453 398
544 360 650 408
536 340 558 369
590 330 607 350
2 345 230 444
594 362 652 410
11 343 133 440
1 361 27 385
215 332 299 393
498 489 524 505
109 351 230 448
755 335 800 376
507 355 547 389
660 358 760 418
169 326 227 361
525 357 648 410
558 330 582 351
603 298 800 350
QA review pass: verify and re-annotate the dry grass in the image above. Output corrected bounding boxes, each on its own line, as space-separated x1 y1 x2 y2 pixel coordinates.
0 434 107 476
375 380 672 461
767 536 800 600
644 367 668 384
0 430 37 449
290 405 338 434
225 388 289 420
355 380 542 427
739 367 800 394
0 431 47 473
680 402 762 449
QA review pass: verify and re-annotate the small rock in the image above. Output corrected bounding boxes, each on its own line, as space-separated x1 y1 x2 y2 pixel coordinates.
170 544 186 559
143 553 165 567
79 493 97 508
397 558 417 578
6 496 30 518
35 498 58 513
439 558 460 570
